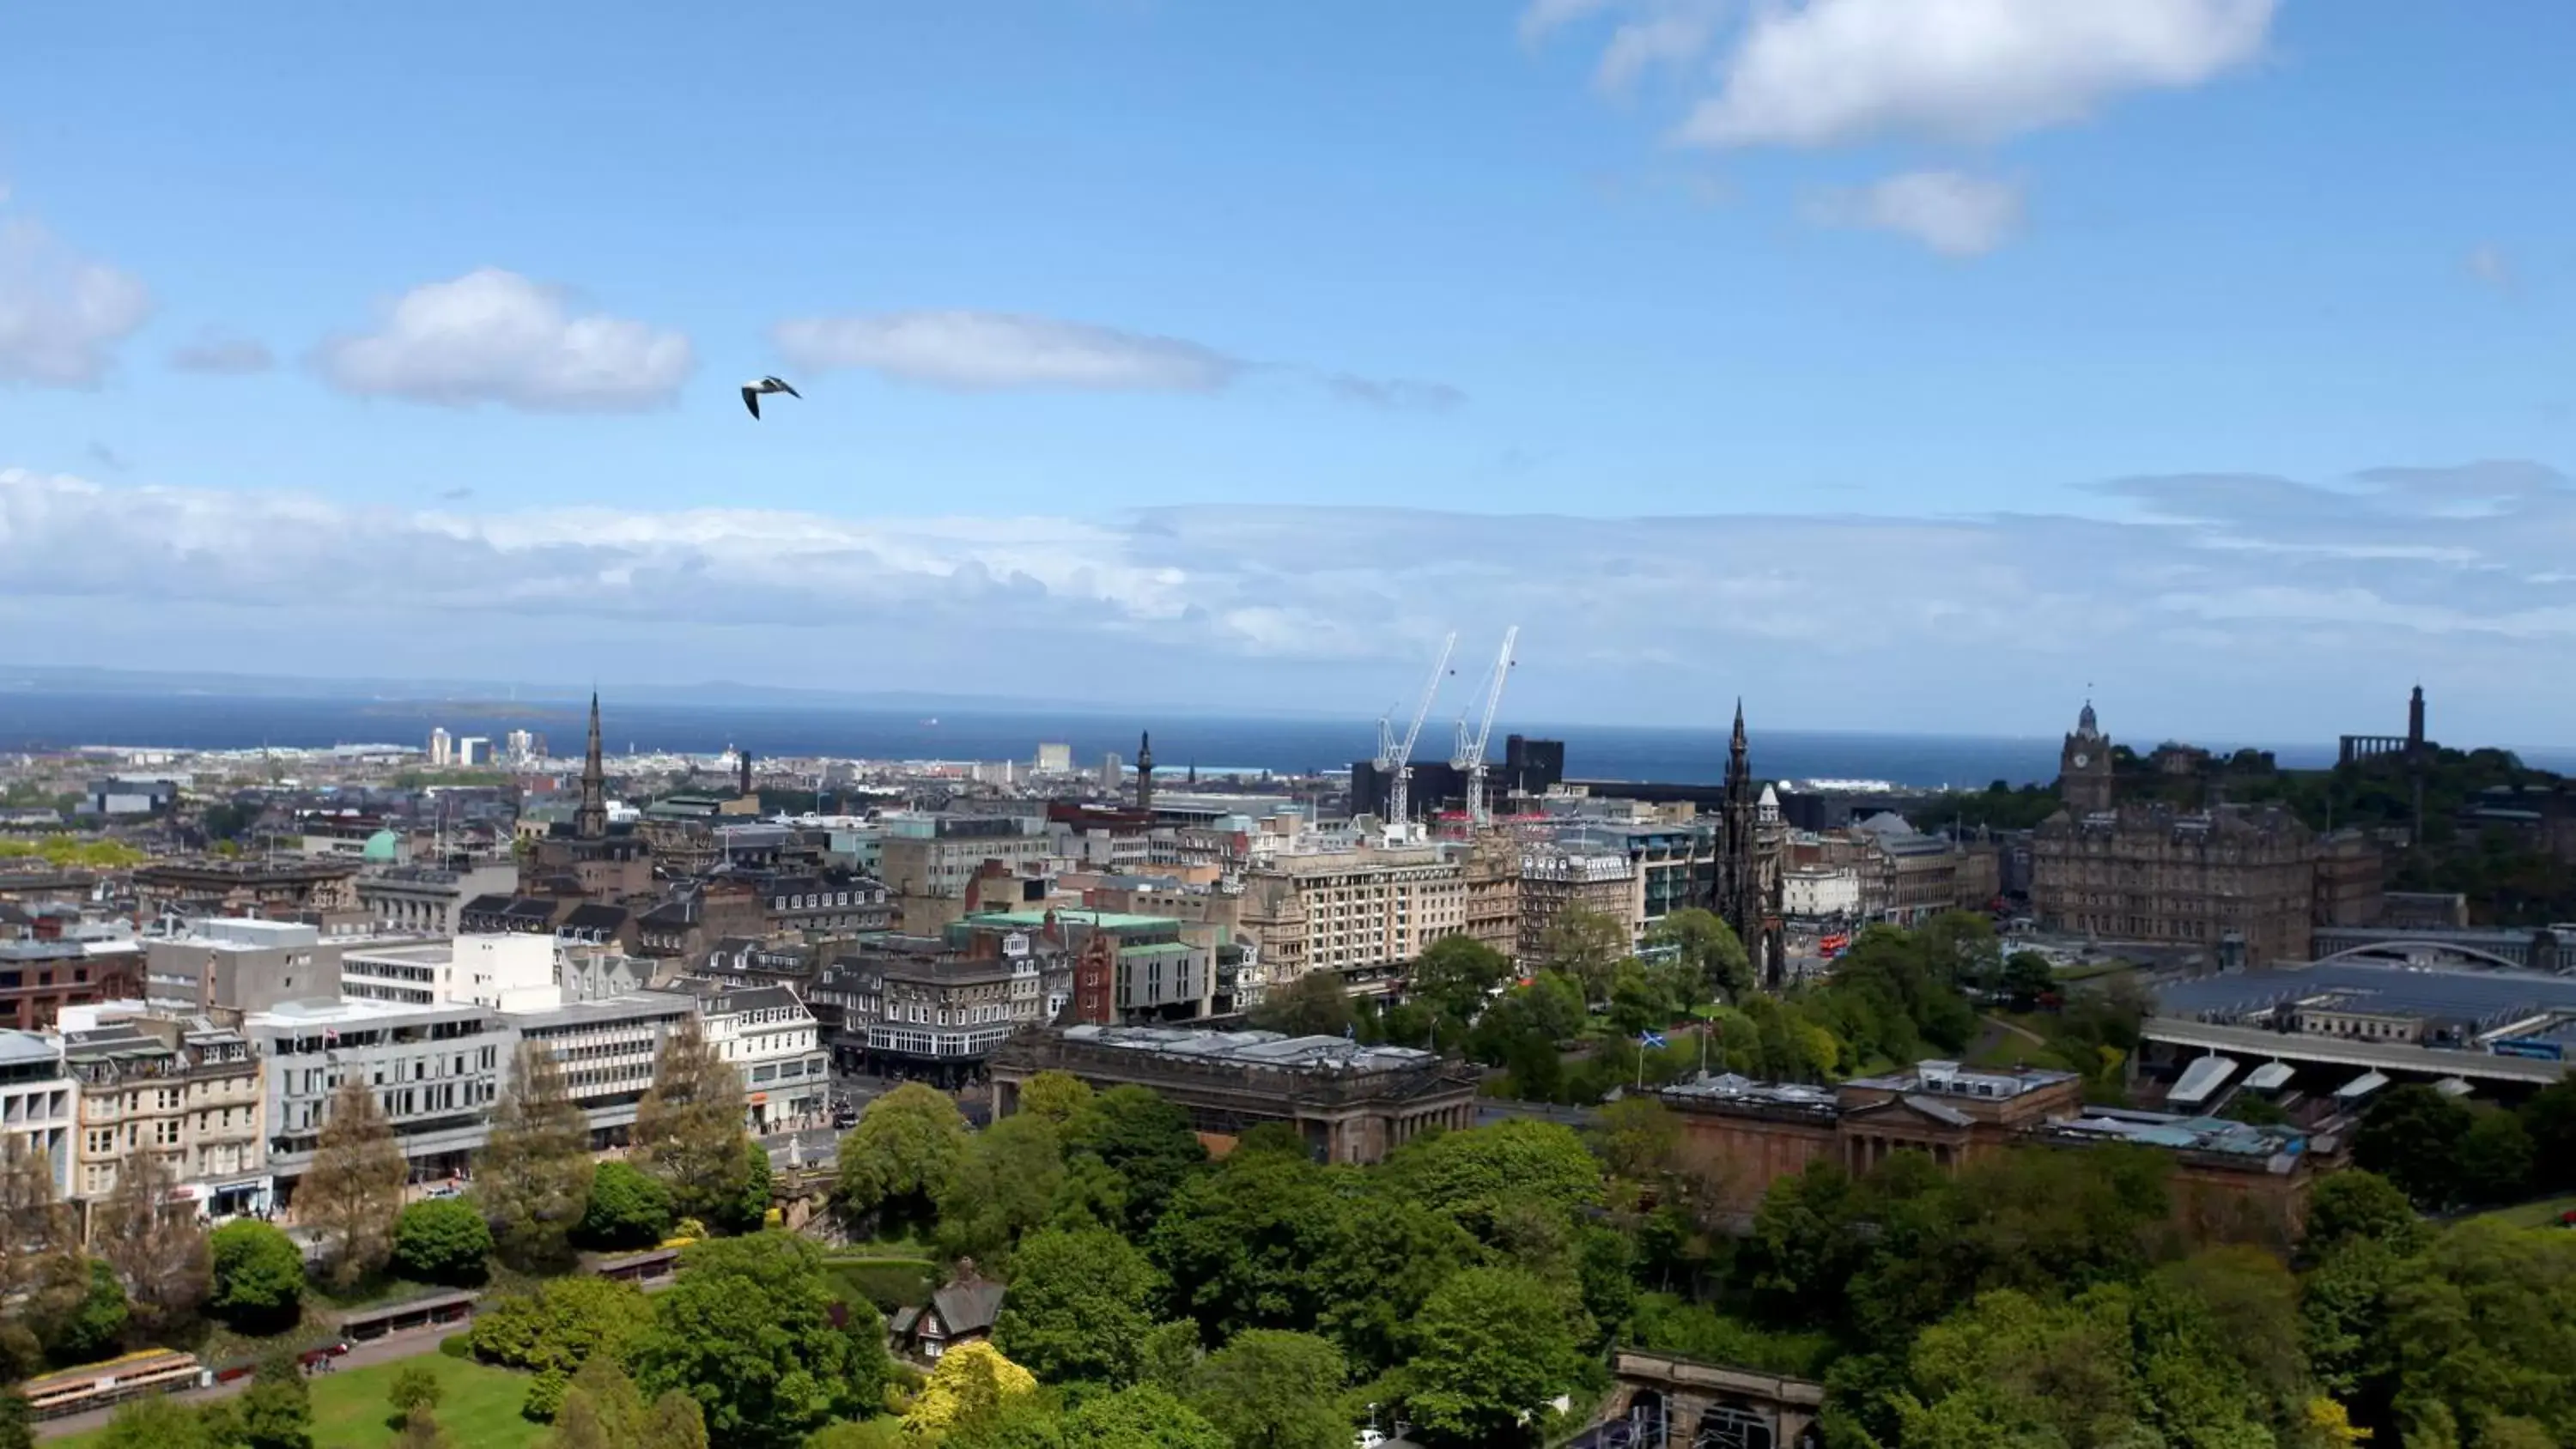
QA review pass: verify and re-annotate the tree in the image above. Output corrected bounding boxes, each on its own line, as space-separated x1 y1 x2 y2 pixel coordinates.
2000 951 2057 1011
629 1231 889 1449
939 1113 1064 1264
1060 1385 1229 1449
994 1227 1167 1388
397 1405 457 1449
728 1135 775 1235
1250 971 1352 1040
393 1198 495 1285
1018 1071 1095 1126
1410 937 1515 1023
1401 1267 1592 1447
97 1398 230 1449
480 1043 597 1267
1064 1087 1207 1234
390 1363 445 1418
2456 1106 2535 1207
305 1076 407 1287
467 1276 648 1375
1391 1119 1603 1240
839 1082 969 1234
1646 908 1753 1003
2303 1170 2427 1258
92 1149 210 1337
633 1017 753 1229
241 1350 315 1449
577 1160 674 1250
2520 1077 2576 1195
210 1219 305 1332
1185 1331 1347 1449
0 1132 70 1301
33 1258 129 1366
2353 1084 2475 1209
547 1355 711 1449
902 1342 1039 1442
1539 906 1627 1005
1589 1097 1682 1190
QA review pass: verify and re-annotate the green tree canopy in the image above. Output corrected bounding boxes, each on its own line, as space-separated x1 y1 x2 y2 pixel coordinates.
1409 936 1515 1023
305 1077 407 1288
1646 908 1753 1003
480 1042 598 1268
840 1082 970 1233
630 1231 889 1449
209 1218 304 1333
392 1198 495 1286
577 1160 675 1251
2353 1084 2476 1209
241 1350 315 1449
1250 971 1353 1040
939 1113 1066 1265
1184 1330 1348 1449
1017 1071 1096 1126
632 1017 753 1229
1400 1266 1593 1447
993 1226 1169 1389
1064 1087 1206 1234
1388 1119 1603 1240
467 1275 649 1376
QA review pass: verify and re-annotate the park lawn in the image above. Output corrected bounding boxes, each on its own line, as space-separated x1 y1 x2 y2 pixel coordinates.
58 1353 543 1449
2476 1194 2576 1230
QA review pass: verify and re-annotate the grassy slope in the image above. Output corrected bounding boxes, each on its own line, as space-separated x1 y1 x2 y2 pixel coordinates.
56 1354 542 1449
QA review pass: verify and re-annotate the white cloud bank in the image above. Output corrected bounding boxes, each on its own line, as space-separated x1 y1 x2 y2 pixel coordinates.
0 219 152 387
315 269 693 412
1526 0 2275 254
6 460 2576 741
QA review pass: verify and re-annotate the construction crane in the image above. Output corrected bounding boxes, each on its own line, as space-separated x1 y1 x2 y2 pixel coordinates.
1452 626 1520 826
1376 631 1457 834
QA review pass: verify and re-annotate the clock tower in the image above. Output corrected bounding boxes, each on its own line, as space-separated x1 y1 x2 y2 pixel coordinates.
2061 700 2114 815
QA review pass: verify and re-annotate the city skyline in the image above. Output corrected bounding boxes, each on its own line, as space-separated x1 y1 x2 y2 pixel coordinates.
7 3 2574 740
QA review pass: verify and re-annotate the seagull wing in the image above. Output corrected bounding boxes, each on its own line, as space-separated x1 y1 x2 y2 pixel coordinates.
776 379 801 399
742 386 761 420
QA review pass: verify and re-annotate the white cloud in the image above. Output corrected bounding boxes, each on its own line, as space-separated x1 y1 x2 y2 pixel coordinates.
1595 4 1726 94
11 458 2576 739
1810 170 2025 256
772 309 1243 393
0 219 152 388
2467 244 2514 294
1324 374 1467 412
313 269 692 412
168 330 276 375
1519 0 1618 46
1675 0 2275 149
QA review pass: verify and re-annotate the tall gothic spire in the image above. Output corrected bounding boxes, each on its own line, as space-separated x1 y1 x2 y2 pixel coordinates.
574 691 608 840
1135 730 1156 811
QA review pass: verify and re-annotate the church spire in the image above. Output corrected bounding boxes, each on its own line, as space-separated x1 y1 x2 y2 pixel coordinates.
574 691 608 840
1135 730 1156 811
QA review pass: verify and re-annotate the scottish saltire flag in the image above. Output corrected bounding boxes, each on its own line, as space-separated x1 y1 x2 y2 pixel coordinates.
1638 1031 1668 1049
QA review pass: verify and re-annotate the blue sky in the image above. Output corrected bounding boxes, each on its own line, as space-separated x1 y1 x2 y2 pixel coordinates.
3 2 2573 747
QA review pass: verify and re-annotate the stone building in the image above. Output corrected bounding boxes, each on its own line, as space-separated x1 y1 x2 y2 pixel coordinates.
133 859 359 921
1461 830 1522 964
2032 702 2357 966
64 1014 267 1223
818 931 1062 1082
1239 842 1467 988
990 1024 1479 1165
1660 1059 2330 1244
1516 848 1634 964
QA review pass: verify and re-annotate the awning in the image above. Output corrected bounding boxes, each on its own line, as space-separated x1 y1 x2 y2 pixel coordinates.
2332 1070 2390 1101
2433 1076 2474 1098
2244 1062 2294 1092
2169 1055 2239 1107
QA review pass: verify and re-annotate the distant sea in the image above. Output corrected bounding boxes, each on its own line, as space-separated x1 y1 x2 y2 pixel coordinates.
0 690 2420 791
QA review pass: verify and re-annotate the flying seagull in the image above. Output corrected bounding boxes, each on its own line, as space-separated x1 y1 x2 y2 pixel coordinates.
741 375 801 419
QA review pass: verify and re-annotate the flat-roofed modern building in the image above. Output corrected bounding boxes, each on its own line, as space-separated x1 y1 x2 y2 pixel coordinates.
0 1031 71 1196
507 991 697 1143
244 997 513 1192
143 919 337 1015
990 1024 1479 1165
